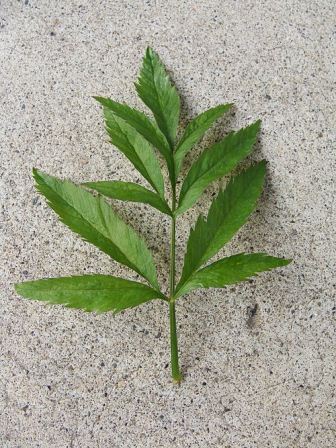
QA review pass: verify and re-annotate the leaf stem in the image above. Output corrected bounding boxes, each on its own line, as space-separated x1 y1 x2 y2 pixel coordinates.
169 185 182 383
169 189 176 295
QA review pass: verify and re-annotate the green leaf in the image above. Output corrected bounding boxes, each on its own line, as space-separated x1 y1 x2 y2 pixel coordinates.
33 169 160 290
94 96 175 182
176 120 261 214
15 275 165 313
83 181 172 216
175 254 292 298
174 103 233 176
177 161 266 290
104 110 165 198
135 47 180 148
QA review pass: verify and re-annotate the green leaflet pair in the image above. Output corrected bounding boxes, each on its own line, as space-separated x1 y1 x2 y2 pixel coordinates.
15 48 291 383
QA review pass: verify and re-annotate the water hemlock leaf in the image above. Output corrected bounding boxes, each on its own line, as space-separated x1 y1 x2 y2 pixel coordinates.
104 110 165 198
33 169 160 290
174 103 233 176
84 181 172 216
94 96 175 184
15 275 165 313
135 47 180 148
176 120 261 215
16 49 292 383
175 253 292 298
177 161 267 290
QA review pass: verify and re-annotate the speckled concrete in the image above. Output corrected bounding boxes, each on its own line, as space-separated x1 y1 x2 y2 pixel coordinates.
1 1 335 447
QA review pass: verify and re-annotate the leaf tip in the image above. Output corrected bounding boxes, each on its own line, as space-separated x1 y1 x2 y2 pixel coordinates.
248 119 261 135
32 167 42 182
258 159 268 173
32 168 50 186
14 281 27 297
145 46 155 57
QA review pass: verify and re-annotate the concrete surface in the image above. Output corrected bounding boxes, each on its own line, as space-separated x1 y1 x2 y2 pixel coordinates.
1 1 335 447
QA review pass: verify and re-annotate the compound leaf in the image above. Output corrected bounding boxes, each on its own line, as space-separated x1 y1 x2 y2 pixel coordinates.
33 169 160 290
174 103 233 176
84 180 172 216
177 161 266 290
177 120 261 214
94 96 175 183
175 253 292 297
104 110 165 198
135 47 180 148
15 275 165 313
